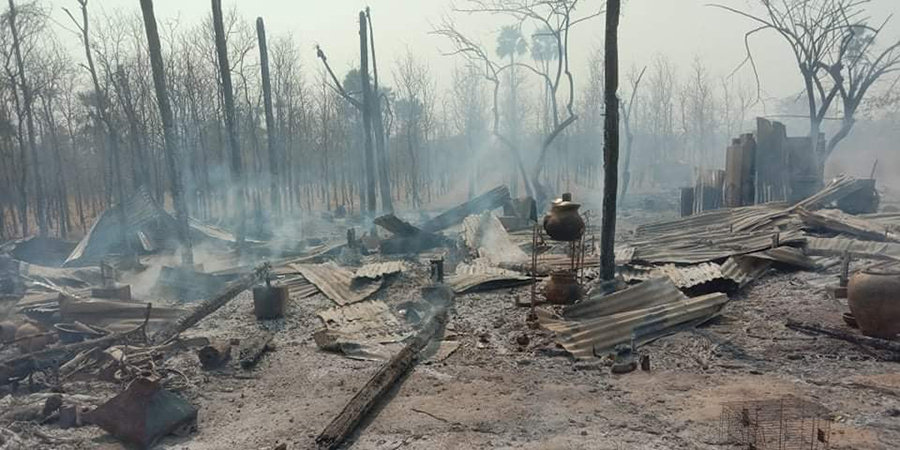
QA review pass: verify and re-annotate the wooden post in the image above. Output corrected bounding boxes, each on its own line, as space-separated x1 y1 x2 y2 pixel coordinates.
257 18 281 221
359 11 378 214
600 0 621 281
140 0 194 266
212 0 247 248
365 9 394 214
680 187 694 217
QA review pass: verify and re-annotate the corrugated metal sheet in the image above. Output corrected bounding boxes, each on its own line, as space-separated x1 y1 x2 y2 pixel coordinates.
563 277 684 319
354 261 405 281
748 246 819 270
720 255 772 288
619 263 724 289
806 236 900 261
290 262 383 305
445 261 530 294
539 278 728 359
421 185 511 233
315 300 410 361
373 214 422 237
66 186 176 266
278 274 319 298
630 228 806 264
799 207 895 242
462 212 528 263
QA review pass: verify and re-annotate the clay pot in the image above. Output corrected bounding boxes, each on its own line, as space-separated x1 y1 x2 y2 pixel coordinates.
543 271 583 305
848 265 900 339
543 193 585 242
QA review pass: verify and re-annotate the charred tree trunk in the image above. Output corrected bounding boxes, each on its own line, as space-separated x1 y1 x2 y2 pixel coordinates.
140 0 195 266
69 0 134 264
366 9 393 213
359 11 377 214
212 0 247 247
256 18 281 221
8 0 46 236
600 0 620 281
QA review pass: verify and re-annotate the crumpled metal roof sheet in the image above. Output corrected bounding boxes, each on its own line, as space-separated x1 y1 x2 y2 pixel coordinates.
563 277 684 319
539 279 728 359
806 236 900 261
445 261 530 294
354 261 406 281
630 228 805 264
799 207 895 242
619 262 724 289
462 212 528 264
290 262 383 305
720 255 772 288
315 300 410 361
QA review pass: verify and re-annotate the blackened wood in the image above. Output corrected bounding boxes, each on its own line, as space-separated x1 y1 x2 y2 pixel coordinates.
140 0 194 266
315 287 452 450
238 331 274 369
198 340 232 369
211 0 247 248
786 319 900 354
600 0 621 281
420 185 511 233
256 17 281 220
359 11 377 214
365 8 394 214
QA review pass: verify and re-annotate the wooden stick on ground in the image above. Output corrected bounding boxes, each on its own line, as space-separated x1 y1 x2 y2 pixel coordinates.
786 319 900 354
238 332 273 369
315 286 454 450
152 265 266 344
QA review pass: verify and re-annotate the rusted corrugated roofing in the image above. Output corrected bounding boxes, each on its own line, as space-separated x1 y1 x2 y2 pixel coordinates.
799 207 895 242
290 262 383 305
445 261 530 293
630 228 806 264
354 261 405 281
619 263 724 289
315 300 410 361
563 277 684 319
806 236 900 261
462 212 528 264
539 278 728 359
720 255 772 288
420 185 511 233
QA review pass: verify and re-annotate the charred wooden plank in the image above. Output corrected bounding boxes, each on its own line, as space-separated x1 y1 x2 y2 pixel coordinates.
786 319 900 354
420 186 510 233
238 332 274 369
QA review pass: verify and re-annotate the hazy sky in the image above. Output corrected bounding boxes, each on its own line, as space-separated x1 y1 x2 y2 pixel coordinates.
46 0 900 104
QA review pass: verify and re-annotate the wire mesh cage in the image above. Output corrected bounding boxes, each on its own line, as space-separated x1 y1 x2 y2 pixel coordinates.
719 396 832 450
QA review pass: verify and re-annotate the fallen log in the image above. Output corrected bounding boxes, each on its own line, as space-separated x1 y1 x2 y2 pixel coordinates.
198 340 232 369
152 265 266 344
786 319 900 354
239 332 274 369
0 305 151 385
315 286 454 450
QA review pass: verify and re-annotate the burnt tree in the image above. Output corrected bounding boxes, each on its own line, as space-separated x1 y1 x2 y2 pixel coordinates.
359 11 377 214
600 0 620 281
139 0 194 266
256 17 280 220
212 0 247 245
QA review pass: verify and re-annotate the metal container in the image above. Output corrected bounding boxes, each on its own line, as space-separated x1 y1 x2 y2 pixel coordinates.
252 284 289 320
848 264 900 339
543 271 582 305
543 193 585 242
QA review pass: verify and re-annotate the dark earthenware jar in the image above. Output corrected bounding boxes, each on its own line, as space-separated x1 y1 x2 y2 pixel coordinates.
848 264 900 339
543 193 585 242
543 271 583 305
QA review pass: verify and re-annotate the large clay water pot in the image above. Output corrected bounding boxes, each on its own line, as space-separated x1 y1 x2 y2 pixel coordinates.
543 193 585 242
848 264 900 339
543 271 583 305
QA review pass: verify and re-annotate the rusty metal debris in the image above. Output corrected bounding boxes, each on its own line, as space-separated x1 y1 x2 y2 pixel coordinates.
292 262 383 306
314 300 411 361
538 278 728 359
86 377 197 449
445 261 530 294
